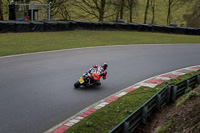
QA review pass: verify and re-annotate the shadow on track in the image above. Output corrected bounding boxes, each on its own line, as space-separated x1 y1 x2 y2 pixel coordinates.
73 85 103 91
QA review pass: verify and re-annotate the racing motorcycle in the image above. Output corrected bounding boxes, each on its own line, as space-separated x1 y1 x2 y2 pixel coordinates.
74 67 105 88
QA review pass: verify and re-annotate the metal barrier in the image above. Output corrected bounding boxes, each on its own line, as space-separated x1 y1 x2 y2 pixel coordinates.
9 2 51 21
109 74 200 133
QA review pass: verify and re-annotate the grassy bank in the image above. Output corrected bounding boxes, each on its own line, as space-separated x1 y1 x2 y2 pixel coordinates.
0 30 200 57
66 70 200 133
155 86 200 133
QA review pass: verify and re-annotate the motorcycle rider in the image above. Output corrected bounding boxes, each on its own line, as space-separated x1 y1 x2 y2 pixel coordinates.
87 63 108 86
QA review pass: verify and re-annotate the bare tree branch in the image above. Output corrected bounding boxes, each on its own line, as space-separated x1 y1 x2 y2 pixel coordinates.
73 0 110 21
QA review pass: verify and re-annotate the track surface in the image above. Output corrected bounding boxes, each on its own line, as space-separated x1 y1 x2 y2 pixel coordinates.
0 44 200 133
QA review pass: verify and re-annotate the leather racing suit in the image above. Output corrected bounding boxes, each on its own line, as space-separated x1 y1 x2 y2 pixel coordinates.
87 64 107 86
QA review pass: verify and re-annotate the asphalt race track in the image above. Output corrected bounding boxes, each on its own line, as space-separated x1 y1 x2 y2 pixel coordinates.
0 44 200 133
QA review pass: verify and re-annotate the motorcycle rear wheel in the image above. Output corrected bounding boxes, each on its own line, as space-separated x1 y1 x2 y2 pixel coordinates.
74 81 81 88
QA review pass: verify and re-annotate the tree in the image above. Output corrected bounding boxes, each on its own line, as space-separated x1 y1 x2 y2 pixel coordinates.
39 0 72 20
73 0 111 22
59 2 71 20
107 0 121 21
150 0 156 24
112 0 138 23
0 0 3 20
183 0 200 27
165 0 188 25
40 0 66 18
109 0 125 21
144 0 156 24
126 0 138 23
120 0 125 19
144 0 150 24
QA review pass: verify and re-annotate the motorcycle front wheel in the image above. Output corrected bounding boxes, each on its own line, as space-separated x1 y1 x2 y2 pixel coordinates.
74 81 81 88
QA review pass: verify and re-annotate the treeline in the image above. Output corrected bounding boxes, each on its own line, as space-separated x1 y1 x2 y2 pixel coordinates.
0 0 200 27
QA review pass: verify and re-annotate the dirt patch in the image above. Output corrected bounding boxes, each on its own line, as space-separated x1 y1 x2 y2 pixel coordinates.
135 87 200 133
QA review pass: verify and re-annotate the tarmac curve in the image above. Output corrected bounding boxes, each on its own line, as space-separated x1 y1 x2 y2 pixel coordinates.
0 44 200 133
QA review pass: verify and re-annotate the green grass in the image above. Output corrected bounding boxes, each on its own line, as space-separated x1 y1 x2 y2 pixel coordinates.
0 30 200 57
66 87 159 133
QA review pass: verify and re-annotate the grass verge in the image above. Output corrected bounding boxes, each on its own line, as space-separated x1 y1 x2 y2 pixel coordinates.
0 30 200 57
67 86 159 133
66 70 200 133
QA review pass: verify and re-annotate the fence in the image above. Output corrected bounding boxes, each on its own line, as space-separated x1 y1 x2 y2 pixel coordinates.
9 2 51 21
109 74 200 133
